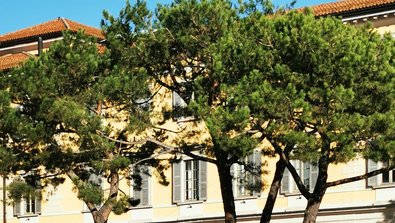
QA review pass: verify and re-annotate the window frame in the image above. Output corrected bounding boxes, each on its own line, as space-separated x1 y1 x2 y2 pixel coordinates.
367 159 395 188
185 160 200 201
281 160 318 195
172 159 207 204
13 193 42 218
231 151 262 198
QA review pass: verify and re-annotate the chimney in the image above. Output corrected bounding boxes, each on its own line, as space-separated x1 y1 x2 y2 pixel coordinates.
38 37 43 56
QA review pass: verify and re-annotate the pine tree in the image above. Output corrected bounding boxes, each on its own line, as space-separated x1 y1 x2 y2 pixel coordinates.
234 10 395 223
101 1 270 222
3 29 166 223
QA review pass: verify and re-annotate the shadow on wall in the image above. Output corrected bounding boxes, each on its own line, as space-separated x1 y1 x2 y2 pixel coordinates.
379 200 395 223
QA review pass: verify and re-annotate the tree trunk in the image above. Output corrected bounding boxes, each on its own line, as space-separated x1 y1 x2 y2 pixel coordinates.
302 196 323 223
302 141 329 223
216 162 237 223
260 158 286 223
92 212 107 223
88 170 120 223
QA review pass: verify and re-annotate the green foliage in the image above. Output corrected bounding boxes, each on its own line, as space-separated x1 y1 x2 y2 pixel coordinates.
112 195 140 215
8 178 39 202
2 23 158 221
74 181 104 205
103 1 394 221
1 0 393 222
233 10 395 163
101 1 275 221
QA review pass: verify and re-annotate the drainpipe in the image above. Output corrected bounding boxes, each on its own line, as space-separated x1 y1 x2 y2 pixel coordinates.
3 175 6 223
38 37 43 56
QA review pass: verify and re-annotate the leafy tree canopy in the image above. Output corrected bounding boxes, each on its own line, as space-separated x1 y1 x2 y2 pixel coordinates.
3 29 166 223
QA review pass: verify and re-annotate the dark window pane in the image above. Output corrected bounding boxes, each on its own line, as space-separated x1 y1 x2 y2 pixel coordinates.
383 172 389 183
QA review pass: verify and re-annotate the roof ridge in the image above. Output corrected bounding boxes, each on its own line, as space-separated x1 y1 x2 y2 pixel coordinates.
59 17 71 30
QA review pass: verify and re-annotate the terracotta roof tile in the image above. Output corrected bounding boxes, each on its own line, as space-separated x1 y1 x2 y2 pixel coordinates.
0 53 33 70
308 0 395 16
0 17 104 44
63 18 104 39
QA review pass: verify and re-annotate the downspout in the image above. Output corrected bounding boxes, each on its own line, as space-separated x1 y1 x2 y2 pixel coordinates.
38 37 43 56
3 176 6 223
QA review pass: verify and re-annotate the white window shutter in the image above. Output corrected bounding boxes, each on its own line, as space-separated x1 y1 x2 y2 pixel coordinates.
281 168 290 194
13 201 21 217
133 166 150 206
367 159 378 186
172 162 182 203
310 164 318 192
230 164 237 197
35 195 42 214
141 172 149 206
253 151 262 196
199 161 207 201
293 161 301 192
133 182 141 205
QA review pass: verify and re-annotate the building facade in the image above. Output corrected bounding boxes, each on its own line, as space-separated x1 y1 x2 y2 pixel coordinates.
0 0 395 222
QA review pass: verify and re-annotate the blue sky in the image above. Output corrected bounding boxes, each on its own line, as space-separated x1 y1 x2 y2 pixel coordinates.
0 0 334 35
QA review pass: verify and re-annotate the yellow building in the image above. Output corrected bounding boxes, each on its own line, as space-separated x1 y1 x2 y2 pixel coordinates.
0 0 395 222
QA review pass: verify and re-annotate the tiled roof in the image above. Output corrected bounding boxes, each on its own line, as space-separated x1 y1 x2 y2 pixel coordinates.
0 17 104 44
0 53 33 70
309 0 395 16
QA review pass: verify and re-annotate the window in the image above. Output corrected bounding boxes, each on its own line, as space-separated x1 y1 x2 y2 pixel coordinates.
185 160 199 200
25 195 36 214
172 82 194 121
14 194 41 217
281 161 318 194
132 166 150 207
367 160 395 187
135 97 151 111
13 173 42 217
231 151 262 197
172 159 207 203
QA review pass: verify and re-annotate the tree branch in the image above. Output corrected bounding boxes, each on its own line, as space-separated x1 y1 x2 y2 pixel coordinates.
98 131 216 163
129 147 178 169
280 150 311 199
131 85 162 105
326 165 395 188
97 130 174 150
181 145 217 164
152 125 187 134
